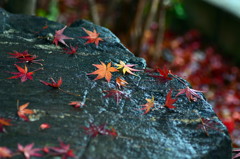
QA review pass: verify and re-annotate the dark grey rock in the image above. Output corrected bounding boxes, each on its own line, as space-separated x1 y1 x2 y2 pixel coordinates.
0 8 232 159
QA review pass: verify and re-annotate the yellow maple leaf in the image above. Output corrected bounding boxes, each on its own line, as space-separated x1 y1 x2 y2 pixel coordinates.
140 96 155 114
115 61 140 76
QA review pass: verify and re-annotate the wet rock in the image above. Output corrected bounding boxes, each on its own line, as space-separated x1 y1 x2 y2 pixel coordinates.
0 8 232 159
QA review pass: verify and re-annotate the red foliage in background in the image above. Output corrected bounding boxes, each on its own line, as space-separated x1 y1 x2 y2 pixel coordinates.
141 29 240 147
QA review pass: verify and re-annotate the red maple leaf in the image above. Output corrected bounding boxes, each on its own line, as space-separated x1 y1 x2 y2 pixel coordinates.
43 141 75 159
53 26 73 47
63 45 78 54
40 77 62 88
40 78 80 96
176 87 205 102
81 27 103 46
150 66 172 82
17 55 44 66
68 101 85 108
18 143 42 159
87 61 118 83
7 64 42 82
8 50 31 58
140 96 155 114
103 89 128 104
164 90 177 109
84 123 118 137
0 147 12 158
17 102 34 121
8 50 44 65
116 76 128 88
197 118 223 136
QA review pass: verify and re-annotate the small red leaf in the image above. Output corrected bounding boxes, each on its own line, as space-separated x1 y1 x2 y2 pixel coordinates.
164 90 177 109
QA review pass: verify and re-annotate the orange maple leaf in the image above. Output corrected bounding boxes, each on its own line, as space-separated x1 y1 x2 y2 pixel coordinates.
17 102 34 121
81 28 103 46
87 61 118 83
140 96 155 114
0 118 12 126
116 76 128 88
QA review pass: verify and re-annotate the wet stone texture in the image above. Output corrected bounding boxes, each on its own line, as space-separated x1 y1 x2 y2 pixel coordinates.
0 9 232 159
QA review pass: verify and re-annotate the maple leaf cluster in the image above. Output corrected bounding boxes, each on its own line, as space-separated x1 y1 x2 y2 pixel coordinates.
0 141 75 159
8 50 44 66
53 26 103 48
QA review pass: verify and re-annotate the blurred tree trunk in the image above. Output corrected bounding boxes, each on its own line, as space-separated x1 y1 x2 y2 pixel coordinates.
6 0 37 15
88 0 100 25
153 0 166 62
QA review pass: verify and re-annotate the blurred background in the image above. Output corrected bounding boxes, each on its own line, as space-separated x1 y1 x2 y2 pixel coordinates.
1 0 240 147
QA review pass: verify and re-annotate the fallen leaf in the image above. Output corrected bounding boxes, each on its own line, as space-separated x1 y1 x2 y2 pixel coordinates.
164 90 177 109
115 61 141 76
116 76 128 88
40 77 62 88
40 123 51 130
140 96 155 114
197 118 223 136
84 123 118 137
103 89 127 104
150 66 172 82
43 140 75 159
17 55 44 66
232 149 240 159
0 147 12 158
0 118 12 133
68 101 85 108
53 26 73 47
17 102 34 121
7 64 42 82
81 27 103 46
87 61 118 83
63 45 78 54
8 50 31 58
18 143 42 159
176 87 205 102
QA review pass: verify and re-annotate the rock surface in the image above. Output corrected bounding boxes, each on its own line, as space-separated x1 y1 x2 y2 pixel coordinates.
0 8 232 159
